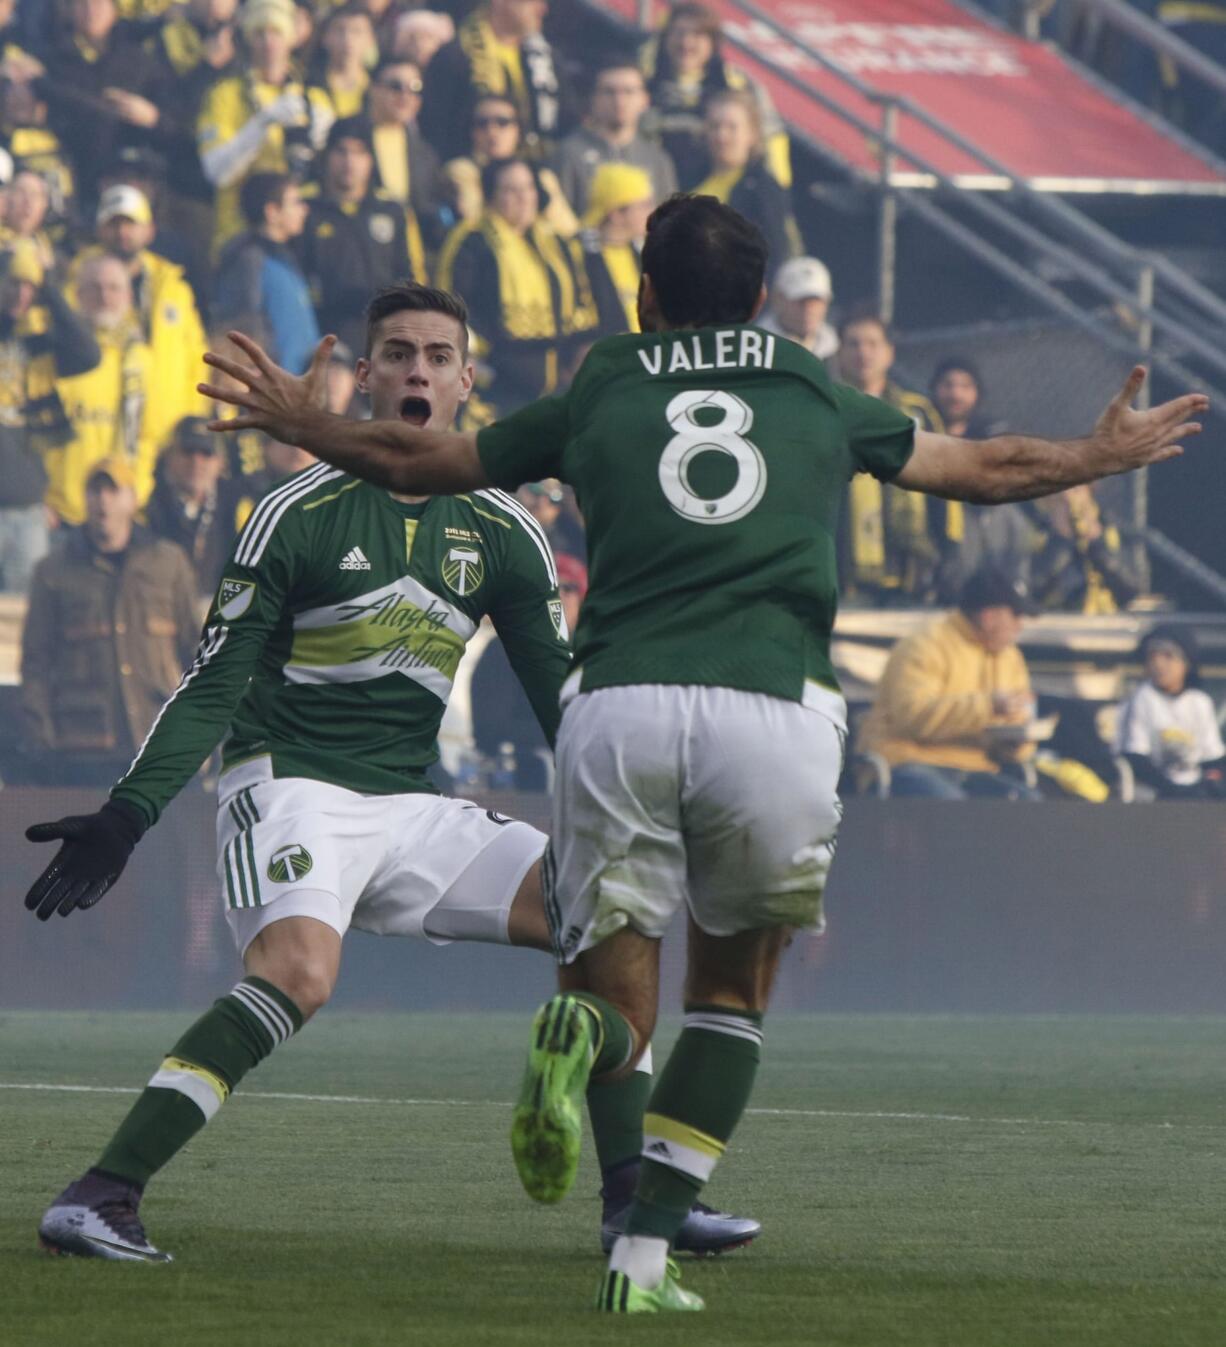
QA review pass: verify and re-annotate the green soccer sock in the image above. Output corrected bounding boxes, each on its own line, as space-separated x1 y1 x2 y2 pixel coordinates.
588 1048 653 1178
624 1004 764 1243
95 977 303 1189
570 992 635 1078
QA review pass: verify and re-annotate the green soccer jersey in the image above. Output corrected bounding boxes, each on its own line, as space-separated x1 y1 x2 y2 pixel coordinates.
111 466 569 827
477 325 915 703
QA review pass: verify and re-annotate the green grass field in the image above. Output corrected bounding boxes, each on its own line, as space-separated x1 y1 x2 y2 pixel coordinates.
3 1012 1225 1346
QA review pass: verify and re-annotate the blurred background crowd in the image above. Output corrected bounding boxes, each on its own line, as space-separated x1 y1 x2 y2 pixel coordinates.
0 0 1222 808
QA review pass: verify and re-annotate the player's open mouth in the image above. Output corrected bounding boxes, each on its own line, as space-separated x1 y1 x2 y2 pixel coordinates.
399 396 431 426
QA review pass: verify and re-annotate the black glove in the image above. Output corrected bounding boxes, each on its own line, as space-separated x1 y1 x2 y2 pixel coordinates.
24 799 148 921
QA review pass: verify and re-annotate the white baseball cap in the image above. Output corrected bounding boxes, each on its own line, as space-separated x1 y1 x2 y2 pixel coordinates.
774 256 832 301
97 184 153 227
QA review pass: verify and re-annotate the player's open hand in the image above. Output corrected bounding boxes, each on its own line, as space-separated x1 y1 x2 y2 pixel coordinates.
24 800 146 921
1090 367 1208 475
200 331 335 444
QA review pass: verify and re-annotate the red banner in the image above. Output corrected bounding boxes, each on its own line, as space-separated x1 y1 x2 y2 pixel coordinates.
615 0 1225 192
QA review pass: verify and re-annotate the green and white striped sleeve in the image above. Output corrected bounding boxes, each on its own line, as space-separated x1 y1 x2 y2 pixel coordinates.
478 488 571 749
109 467 323 826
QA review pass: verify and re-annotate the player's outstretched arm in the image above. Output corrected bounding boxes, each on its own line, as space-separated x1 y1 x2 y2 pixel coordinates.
895 367 1208 504
201 332 490 495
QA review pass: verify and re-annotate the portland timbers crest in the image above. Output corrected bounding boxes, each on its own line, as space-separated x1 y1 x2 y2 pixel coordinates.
267 844 313 883
217 577 256 621
442 545 484 596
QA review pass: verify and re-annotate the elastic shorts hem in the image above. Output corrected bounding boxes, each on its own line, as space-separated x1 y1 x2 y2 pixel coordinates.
225 889 347 957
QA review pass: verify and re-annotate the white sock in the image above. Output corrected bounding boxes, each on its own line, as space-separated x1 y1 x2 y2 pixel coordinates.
608 1234 669 1289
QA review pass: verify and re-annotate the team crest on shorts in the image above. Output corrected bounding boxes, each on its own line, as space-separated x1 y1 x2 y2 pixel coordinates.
441 544 484 595
267 844 313 883
217 578 256 620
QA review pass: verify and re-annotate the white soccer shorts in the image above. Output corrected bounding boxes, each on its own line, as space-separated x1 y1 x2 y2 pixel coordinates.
544 680 846 963
216 759 545 954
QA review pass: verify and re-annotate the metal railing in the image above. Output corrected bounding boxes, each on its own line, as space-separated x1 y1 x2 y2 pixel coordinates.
606 0 1226 602
728 0 1226 374
1048 0 1226 99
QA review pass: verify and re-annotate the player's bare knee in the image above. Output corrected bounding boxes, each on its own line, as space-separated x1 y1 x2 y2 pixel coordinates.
266 962 333 1020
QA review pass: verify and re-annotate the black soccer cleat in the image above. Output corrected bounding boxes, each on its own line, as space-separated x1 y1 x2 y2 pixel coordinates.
39 1171 172 1262
601 1198 762 1256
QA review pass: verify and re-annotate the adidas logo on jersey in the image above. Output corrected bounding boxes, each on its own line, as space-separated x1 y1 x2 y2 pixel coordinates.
339 546 372 571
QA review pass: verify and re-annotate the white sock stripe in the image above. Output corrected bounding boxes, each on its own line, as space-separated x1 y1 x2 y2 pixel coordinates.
235 981 295 1042
477 489 558 586
237 466 342 566
147 1066 223 1122
234 983 293 1043
230 984 288 1045
683 1013 764 1045
120 626 229 780
233 463 331 565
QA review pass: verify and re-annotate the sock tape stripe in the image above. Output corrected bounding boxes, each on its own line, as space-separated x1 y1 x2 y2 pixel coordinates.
618 1273 630 1313
238 981 294 1042
147 1057 228 1122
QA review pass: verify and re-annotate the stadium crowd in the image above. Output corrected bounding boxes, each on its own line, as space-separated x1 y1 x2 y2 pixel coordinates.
0 0 1220 801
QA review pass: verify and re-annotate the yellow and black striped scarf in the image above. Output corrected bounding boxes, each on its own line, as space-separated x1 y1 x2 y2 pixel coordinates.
0 304 72 447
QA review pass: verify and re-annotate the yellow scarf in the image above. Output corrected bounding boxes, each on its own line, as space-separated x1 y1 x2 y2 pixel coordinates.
459 11 528 120
481 211 572 341
693 167 744 203
602 244 641 332
374 124 410 205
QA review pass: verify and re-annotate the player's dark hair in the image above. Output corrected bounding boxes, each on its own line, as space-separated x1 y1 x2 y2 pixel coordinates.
640 193 766 328
240 172 294 228
838 304 893 343
364 282 470 358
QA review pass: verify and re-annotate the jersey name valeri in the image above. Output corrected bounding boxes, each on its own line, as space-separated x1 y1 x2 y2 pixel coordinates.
635 327 776 377
477 325 917 704
112 467 568 826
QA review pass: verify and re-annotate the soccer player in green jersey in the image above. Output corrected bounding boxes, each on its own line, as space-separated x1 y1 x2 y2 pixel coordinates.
201 196 1208 1313
24 281 759 1264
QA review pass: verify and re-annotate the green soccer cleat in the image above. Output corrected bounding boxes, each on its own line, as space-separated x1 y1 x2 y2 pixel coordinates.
511 994 594 1203
595 1260 705 1313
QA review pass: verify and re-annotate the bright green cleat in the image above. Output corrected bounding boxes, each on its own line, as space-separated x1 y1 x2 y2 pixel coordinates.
595 1260 706 1313
511 994 594 1203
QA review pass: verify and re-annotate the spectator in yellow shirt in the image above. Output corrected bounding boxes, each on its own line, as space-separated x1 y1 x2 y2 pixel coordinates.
858 567 1043 800
47 253 155 526
196 0 334 253
309 4 377 121
70 184 209 451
